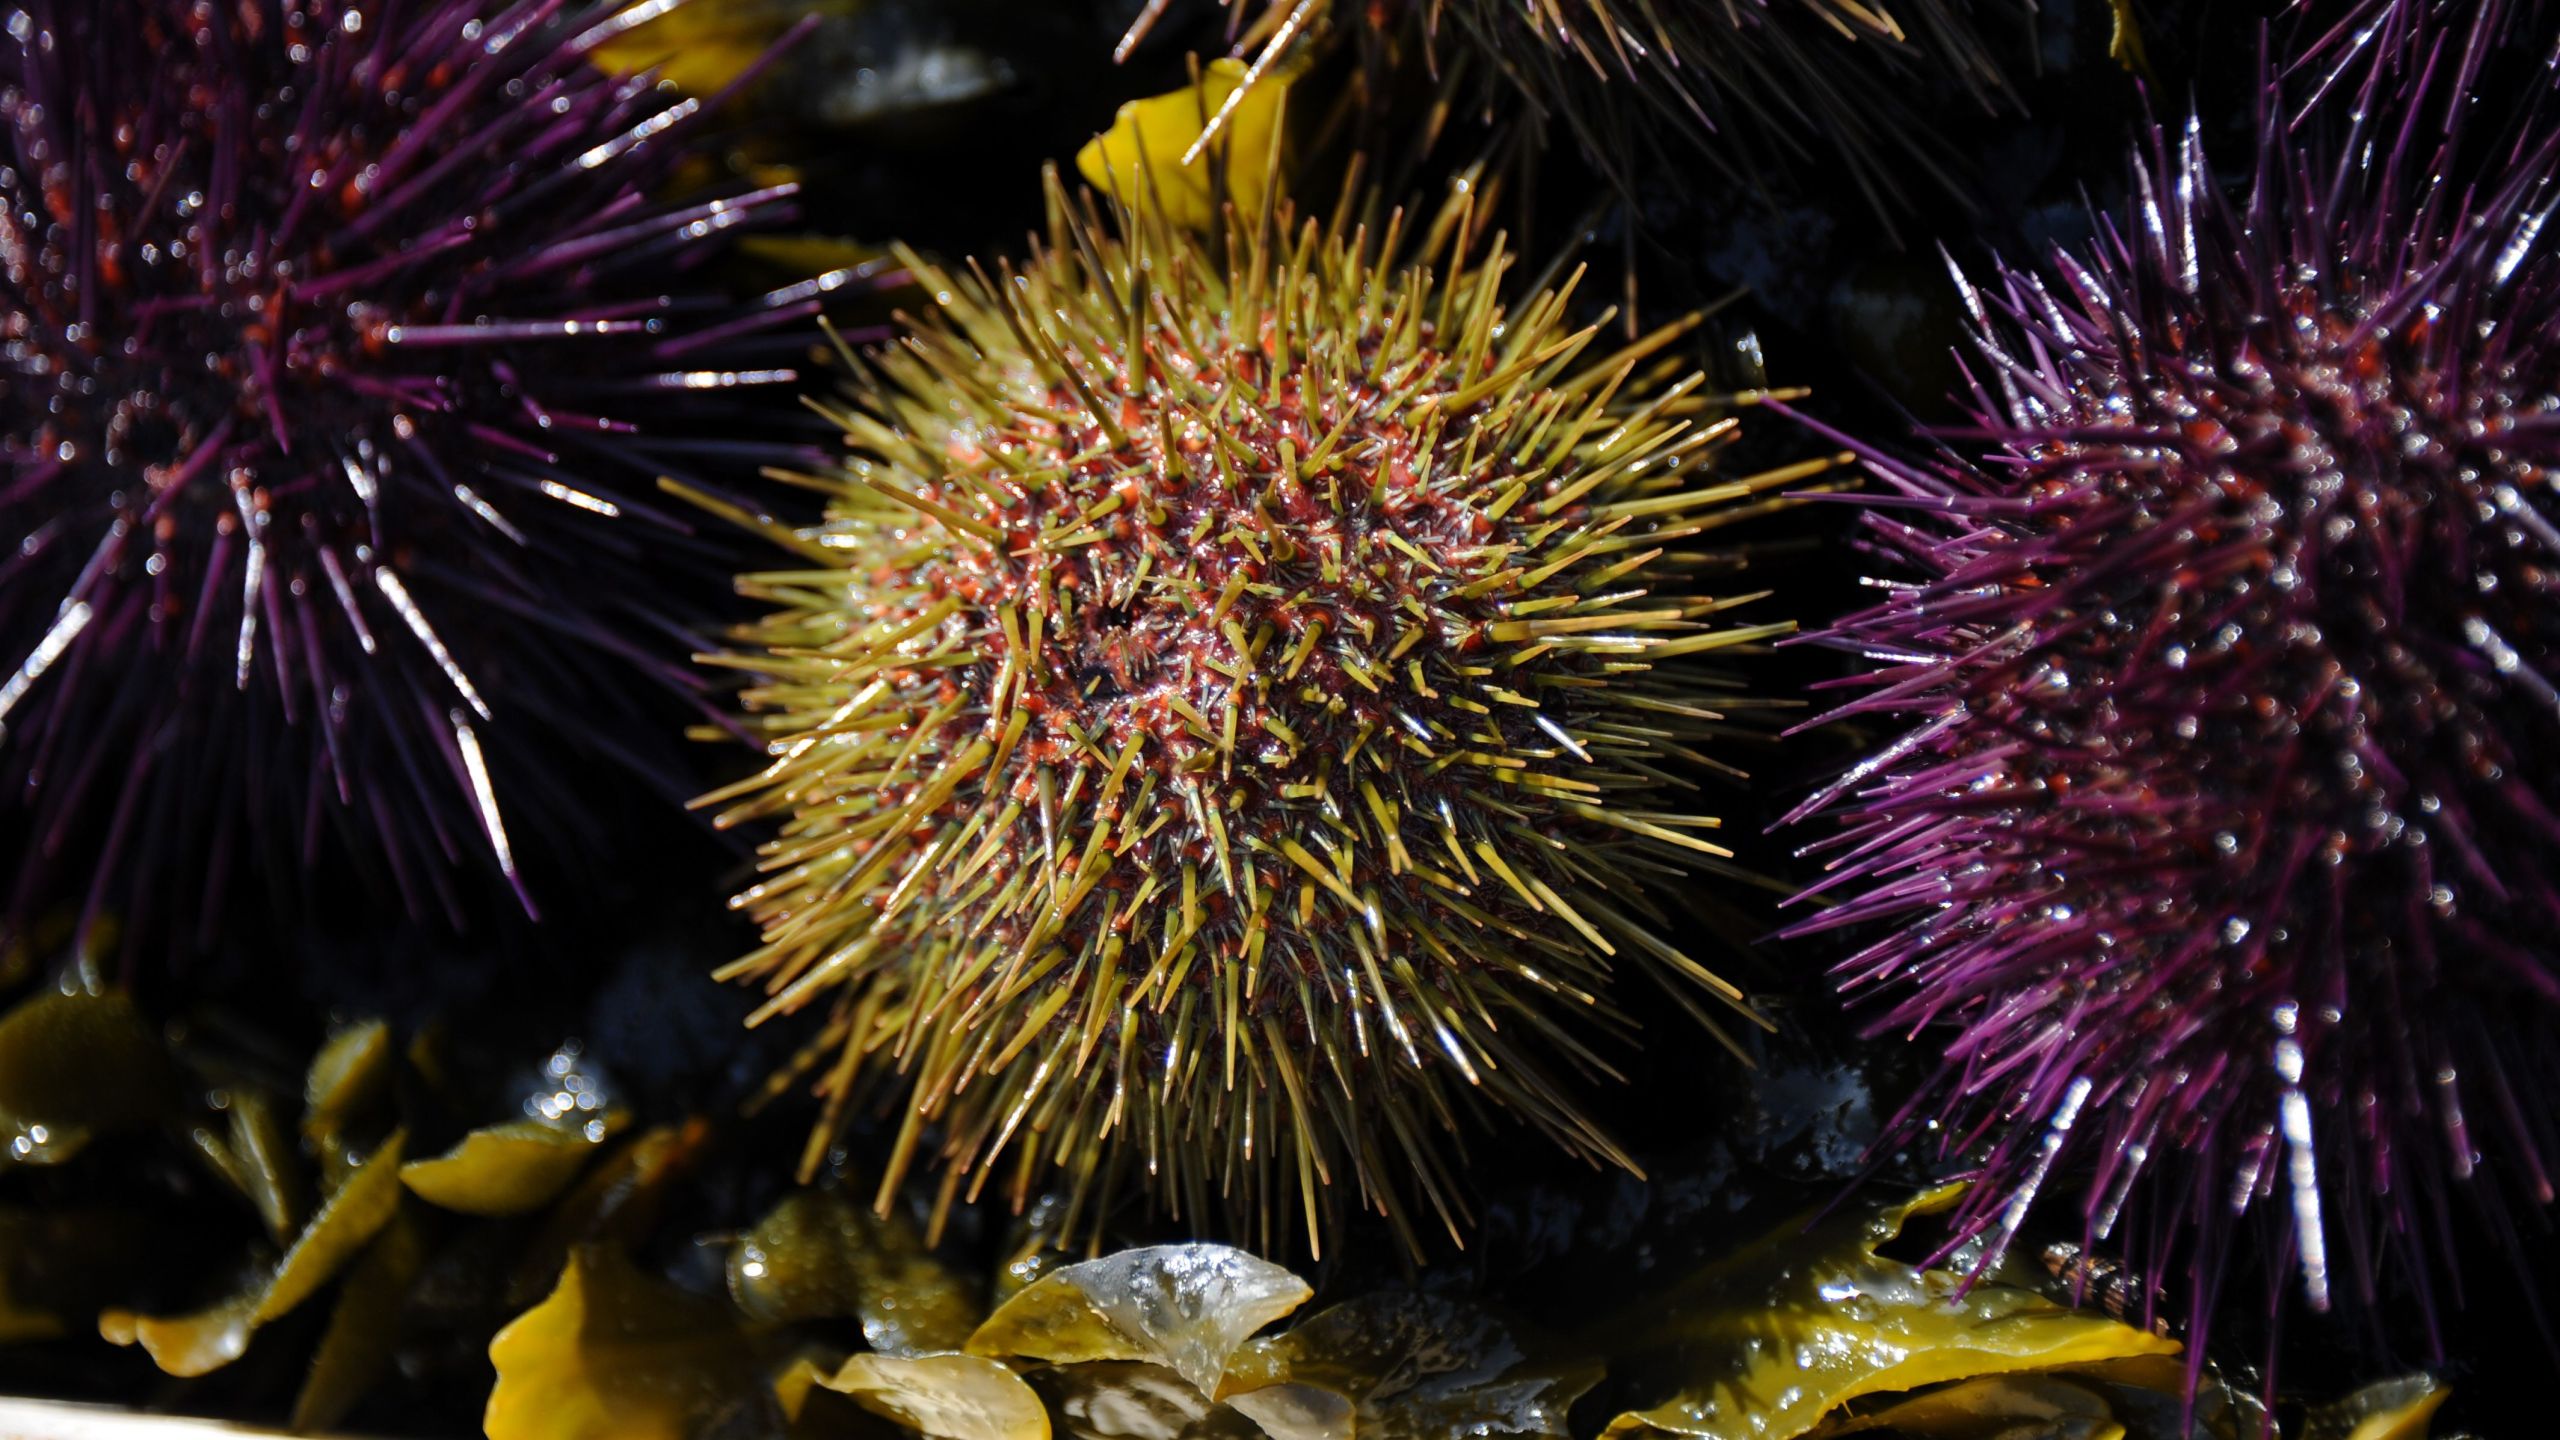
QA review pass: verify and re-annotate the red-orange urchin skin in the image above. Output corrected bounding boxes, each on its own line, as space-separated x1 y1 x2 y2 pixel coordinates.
708 171 1821 1254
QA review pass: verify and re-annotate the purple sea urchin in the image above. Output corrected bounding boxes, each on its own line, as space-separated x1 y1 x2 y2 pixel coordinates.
1 0 839 952
712 169 1811 1253
1780 70 2560 1343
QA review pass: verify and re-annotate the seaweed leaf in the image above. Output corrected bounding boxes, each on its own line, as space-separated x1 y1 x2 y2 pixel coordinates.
100 1130 407 1377
1598 1187 2180 1439
821 1353 1053 1440
302 1022 393 1149
1074 58 1290 231
1223 1293 1597 1440
486 1244 778 1440
0 987 177 1167
969 1245 1311 1400
292 1205 430 1432
730 1188 982 1354
402 1115 624 1217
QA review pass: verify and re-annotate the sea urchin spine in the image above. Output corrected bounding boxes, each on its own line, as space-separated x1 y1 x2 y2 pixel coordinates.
1 0 845 956
711 166 1815 1253
1781 59 2560 1348
1124 0 2019 223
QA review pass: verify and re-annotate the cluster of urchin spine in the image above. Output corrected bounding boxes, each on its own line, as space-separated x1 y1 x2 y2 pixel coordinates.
1781 24 2560 1343
708 166 1812 1252
1127 0 2020 222
2291 0 2554 111
0 0 839 954
1427 0 2018 216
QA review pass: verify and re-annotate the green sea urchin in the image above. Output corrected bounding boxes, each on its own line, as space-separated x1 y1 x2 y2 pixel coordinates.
709 169 1811 1252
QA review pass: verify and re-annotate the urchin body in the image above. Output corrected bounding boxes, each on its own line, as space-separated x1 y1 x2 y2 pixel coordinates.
0 0 817 946
718 176 1799 1251
1786 104 2560 1335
